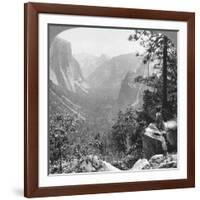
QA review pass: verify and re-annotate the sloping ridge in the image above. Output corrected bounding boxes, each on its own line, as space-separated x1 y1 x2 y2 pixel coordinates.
49 81 86 120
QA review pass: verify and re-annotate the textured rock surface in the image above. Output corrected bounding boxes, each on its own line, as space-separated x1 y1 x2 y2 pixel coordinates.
142 122 177 159
50 37 89 94
59 153 177 174
148 154 177 169
142 123 165 159
164 120 177 150
131 158 150 170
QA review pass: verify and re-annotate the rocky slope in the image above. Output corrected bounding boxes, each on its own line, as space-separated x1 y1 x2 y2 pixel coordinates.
53 153 177 174
49 80 86 120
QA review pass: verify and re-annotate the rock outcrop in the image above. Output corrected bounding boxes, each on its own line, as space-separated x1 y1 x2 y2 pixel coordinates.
142 121 177 159
148 154 177 169
142 123 165 159
131 154 177 170
117 71 141 110
130 158 150 170
164 120 177 151
63 155 121 173
50 36 89 94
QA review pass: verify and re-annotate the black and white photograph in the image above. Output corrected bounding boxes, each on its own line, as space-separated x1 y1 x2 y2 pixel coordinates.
48 24 178 175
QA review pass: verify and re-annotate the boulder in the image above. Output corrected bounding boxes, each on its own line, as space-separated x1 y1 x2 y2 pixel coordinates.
166 130 177 150
149 154 177 169
164 120 177 130
159 161 177 168
78 155 121 172
112 160 128 170
142 121 177 159
78 159 96 172
164 120 177 150
100 161 121 172
142 123 165 159
131 159 150 170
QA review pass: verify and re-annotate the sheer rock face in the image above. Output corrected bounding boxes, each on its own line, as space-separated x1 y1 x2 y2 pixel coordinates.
50 37 89 94
49 37 89 118
87 53 142 99
117 71 141 110
117 60 152 110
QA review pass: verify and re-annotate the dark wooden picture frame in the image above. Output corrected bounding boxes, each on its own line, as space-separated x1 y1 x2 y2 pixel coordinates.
24 2 195 198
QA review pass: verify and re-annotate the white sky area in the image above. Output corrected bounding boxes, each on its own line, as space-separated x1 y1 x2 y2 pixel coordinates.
58 27 145 57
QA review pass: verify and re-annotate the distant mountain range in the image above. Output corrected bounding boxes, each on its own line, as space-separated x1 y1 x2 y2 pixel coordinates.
87 53 146 101
49 37 151 126
74 53 109 79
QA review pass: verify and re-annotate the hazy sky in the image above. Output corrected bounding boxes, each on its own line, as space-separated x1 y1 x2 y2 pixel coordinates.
58 27 145 57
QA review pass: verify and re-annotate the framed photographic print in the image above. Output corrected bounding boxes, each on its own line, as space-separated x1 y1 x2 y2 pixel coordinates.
24 2 195 197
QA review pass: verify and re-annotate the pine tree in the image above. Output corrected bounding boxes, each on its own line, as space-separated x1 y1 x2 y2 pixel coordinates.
129 30 177 120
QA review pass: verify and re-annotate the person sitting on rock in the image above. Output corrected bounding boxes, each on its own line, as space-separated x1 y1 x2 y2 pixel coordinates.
155 106 168 157
155 106 165 131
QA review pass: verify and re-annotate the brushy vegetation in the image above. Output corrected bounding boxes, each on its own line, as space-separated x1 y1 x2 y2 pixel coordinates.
49 31 177 174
